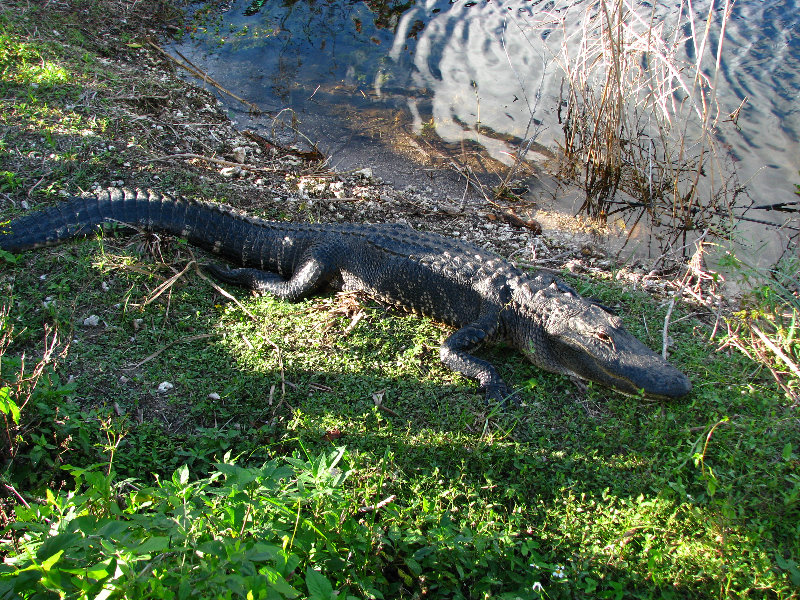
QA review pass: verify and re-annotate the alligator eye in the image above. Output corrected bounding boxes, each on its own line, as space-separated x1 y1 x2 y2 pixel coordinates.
594 330 614 347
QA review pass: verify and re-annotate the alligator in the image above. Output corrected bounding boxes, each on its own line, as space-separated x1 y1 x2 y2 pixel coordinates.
0 188 692 401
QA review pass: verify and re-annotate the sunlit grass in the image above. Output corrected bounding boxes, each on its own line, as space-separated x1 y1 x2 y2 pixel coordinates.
0 33 69 85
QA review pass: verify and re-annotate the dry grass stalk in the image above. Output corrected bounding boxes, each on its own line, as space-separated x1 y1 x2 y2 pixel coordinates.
554 0 737 250
0 305 67 463
715 254 800 404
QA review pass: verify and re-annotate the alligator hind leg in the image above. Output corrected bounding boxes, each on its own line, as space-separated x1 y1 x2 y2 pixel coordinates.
204 257 334 302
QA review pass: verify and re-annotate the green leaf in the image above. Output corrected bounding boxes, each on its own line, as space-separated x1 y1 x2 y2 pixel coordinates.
776 555 800 586
262 567 300 598
40 549 63 572
36 532 81 564
8 569 42 592
173 464 189 486
97 519 132 539
198 539 226 558
85 558 115 580
782 443 793 461
305 567 333 600
214 462 259 488
246 542 280 562
136 536 171 554
0 387 20 424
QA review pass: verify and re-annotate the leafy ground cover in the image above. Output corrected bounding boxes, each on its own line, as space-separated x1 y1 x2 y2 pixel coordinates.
0 1 798 598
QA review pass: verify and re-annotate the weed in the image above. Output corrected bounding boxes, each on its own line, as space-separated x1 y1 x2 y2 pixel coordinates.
718 251 800 403
554 0 741 253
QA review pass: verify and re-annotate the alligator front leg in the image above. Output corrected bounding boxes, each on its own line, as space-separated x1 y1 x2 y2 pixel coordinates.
439 309 516 404
204 255 335 302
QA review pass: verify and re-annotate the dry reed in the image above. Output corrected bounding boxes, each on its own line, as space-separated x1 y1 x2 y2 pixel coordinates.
554 0 739 252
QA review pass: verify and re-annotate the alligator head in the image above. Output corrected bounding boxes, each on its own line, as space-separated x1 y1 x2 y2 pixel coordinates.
510 278 692 399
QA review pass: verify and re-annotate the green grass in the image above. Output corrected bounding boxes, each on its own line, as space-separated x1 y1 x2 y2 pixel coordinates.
2 235 799 598
0 1 798 598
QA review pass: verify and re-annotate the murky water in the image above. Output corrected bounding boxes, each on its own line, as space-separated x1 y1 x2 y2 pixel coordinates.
173 0 800 263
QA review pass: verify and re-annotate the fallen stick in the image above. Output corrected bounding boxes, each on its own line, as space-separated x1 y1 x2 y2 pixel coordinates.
146 152 271 173
662 296 676 359
147 41 262 115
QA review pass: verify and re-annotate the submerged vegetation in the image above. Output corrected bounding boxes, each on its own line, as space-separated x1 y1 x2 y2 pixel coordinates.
0 1 798 598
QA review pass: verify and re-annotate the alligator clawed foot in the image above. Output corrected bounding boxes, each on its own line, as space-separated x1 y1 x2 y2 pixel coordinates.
484 383 521 408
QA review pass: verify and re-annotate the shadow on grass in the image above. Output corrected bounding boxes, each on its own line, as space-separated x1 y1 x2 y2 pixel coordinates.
3 225 798 598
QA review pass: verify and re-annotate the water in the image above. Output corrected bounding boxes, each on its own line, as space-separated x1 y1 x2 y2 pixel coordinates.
173 0 800 263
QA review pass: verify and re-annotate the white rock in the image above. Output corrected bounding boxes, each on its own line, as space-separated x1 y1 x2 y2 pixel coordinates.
208 392 221 401
232 147 247 163
157 381 174 393
220 166 241 178
83 315 101 327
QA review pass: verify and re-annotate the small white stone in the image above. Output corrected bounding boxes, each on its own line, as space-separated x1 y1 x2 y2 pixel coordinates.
83 315 101 327
208 392 221 401
220 166 241 178
157 381 174 393
101 281 110 291
232 147 247 163
21 200 30 210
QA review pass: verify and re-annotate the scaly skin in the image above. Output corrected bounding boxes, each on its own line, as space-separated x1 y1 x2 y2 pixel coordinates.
0 188 692 402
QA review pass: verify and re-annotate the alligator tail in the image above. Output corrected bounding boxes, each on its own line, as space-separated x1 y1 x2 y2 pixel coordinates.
0 188 264 261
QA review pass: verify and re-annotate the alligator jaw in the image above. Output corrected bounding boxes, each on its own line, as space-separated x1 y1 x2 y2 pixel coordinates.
549 327 692 399
518 283 693 399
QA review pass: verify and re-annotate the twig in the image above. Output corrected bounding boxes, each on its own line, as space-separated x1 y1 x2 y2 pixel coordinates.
342 310 365 337
140 261 195 307
193 262 292 405
751 325 800 380
358 495 397 514
3 483 31 509
145 152 271 174
193 265 258 321
372 390 401 417
147 42 262 114
662 295 676 359
263 337 287 400
125 334 218 370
